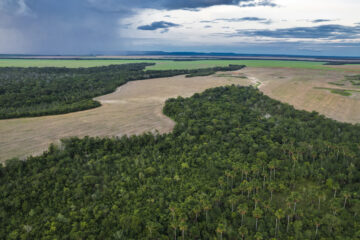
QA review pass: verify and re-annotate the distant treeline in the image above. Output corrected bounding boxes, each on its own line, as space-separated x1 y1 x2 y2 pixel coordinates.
0 64 245 119
185 65 243 78
324 62 360 65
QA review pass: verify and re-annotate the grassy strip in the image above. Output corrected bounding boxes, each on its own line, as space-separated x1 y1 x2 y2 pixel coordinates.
0 59 331 70
314 87 360 96
2 58 360 72
328 82 345 86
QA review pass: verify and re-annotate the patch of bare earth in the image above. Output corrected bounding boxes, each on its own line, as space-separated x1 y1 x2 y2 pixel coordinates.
2 67 359 162
326 65 360 71
240 67 360 124
0 74 249 162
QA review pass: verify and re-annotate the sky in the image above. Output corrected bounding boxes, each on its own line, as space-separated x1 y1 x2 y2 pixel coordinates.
0 0 360 56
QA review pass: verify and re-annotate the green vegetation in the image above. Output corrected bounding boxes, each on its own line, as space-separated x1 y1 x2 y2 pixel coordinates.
328 75 360 87
1 86 359 239
147 60 328 71
0 64 244 119
0 58 342 70
315 87 360 96
185 65 243 78
331 89 352 96
345 75 360 86
328 81 345 86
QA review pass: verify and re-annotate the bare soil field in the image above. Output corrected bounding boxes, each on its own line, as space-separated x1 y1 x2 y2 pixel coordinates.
326 64 360 71
240 67 360 124
2 67 360 162
0 74 249 162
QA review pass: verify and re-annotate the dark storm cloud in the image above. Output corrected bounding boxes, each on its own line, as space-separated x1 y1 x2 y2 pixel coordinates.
311 19 332 23
200 17 272 24
138 21 181 31
0 0 277 53
86 0 277 12
217 17 272 24
231 25 360 39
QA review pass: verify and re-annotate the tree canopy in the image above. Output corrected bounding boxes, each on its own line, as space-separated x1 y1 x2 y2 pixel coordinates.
0 86 359 239
0 64 244 119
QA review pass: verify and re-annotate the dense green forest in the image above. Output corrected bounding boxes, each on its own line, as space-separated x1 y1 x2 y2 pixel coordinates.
1 86 359 239
0 64 244 119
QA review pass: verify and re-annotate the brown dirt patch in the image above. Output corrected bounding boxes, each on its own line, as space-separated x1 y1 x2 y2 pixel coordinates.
326 65 360 71
0 74 249 162
240 67 360 124
2 67 359 163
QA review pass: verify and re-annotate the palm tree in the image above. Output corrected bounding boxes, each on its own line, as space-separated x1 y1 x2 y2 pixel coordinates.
225 170 231 188
170 219 179 240
243 163 250 181
268 182 276 202
262 200 272 215
237 203 248 226
330 199 341 216
342 191 351 208
179 221 187 240
216 223 226 240
261 171 268 188
253 194 260 209
317 191 326 210
253 208 263 231
314 218 321 238
246 181 253 198
285 207 292 233
332 183 340 198
146 221 158 238
238 226 248 240
290 192 301 214
251 164 260 178
169 203 177 221
254 232 263 240
268 160 276 180
201 199 212 223
228 195 238 212
275 209 284 237
326 178 341 199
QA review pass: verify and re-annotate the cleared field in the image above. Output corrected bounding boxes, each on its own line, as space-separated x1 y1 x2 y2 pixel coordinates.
2 66 360 162
146 60 329 70
2 58 360 71
326 64 360 71
241 67 360 123
0 74 250 162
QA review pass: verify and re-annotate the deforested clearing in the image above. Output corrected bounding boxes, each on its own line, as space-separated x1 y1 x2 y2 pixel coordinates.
1 67 360 162
0 74 249 162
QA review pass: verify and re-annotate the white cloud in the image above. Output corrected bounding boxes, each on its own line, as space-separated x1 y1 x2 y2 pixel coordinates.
121 0 360 46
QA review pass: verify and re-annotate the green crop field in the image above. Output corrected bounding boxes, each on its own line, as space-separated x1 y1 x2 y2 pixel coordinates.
145 60 328 70
1 58 359 71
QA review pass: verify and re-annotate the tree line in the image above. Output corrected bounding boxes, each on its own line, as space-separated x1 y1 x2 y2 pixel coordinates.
0 86 359 239
0 64 245 119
